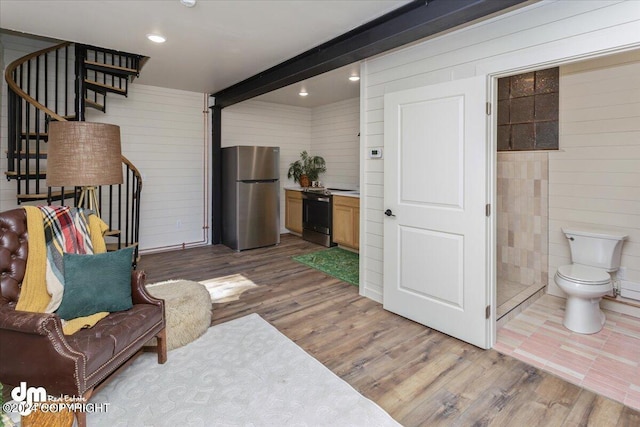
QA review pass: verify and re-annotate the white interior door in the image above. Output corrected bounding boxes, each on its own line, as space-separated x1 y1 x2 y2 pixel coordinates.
383 76 490 348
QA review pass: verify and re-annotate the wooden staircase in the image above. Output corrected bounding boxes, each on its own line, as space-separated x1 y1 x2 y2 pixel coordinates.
4 42 146 261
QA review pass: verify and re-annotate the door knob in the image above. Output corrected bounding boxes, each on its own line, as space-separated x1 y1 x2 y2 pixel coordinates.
384 209 395 217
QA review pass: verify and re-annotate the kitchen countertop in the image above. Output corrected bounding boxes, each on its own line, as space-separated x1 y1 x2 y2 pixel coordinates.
284 186 359 198
330 191 360 199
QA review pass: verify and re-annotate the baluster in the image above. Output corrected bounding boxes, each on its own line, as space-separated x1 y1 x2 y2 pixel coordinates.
35 56 41 194
63 45 68 117
54 48 59 116
125 169 131 250
8 87 16 173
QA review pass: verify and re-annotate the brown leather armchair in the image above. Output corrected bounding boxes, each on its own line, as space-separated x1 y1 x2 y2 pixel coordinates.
0 208 167 426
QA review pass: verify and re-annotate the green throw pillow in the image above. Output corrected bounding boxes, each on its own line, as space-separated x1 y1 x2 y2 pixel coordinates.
56 247 135 320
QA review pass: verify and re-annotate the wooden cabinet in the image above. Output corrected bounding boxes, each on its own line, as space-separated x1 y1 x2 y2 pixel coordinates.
332 195 359 250
285 190 303 235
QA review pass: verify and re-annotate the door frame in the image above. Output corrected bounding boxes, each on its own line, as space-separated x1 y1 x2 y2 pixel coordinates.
357 45 640 347
486 44 640 346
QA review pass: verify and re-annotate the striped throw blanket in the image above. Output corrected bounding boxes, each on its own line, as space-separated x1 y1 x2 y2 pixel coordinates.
16 206 109 334
40 206 95 312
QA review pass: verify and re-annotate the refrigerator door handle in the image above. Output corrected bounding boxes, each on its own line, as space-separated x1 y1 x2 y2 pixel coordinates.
239 179 279 183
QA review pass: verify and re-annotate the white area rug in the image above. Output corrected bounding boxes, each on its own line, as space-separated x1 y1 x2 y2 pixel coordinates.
88 314 400 426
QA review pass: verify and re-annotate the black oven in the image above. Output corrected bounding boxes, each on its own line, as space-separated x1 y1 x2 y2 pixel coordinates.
302 191 336 247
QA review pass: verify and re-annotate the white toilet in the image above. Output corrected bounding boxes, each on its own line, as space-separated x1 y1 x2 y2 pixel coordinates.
554 227 627 334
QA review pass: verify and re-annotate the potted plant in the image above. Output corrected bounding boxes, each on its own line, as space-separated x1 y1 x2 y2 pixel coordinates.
287 150 326 187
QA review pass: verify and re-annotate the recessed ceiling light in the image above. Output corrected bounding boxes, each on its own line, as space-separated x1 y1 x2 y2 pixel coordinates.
299 90 308 97
146 34 166 43
349 76 360 82
180 0 197 7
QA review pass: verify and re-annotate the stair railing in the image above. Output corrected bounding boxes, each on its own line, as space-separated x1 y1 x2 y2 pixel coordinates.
4 41 143 259
99 157 143 263
5 42 70 199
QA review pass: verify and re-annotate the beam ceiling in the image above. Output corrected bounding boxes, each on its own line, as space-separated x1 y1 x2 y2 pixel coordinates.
211 0 528 108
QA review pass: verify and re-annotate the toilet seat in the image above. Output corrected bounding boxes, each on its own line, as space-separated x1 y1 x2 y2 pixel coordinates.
556 264 610 286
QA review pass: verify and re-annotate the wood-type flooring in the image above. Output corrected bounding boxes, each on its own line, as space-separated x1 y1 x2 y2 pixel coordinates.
139 234 640 426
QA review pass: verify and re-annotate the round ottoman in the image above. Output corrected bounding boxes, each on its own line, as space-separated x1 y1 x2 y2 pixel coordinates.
145 280 212 351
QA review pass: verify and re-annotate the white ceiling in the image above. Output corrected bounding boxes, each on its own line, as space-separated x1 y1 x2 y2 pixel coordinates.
0 0 411 106
255 62 362 108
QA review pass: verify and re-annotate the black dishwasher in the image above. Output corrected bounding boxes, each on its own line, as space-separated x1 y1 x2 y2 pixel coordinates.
302 191 336 247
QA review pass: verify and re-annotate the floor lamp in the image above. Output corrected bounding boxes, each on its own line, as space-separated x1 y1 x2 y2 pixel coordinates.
47 122 123 218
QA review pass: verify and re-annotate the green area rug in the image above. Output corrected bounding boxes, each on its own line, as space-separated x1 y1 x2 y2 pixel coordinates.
292 247 359 286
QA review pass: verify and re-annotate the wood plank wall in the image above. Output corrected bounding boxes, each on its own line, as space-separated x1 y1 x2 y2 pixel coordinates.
311 97 359 189
90 85 207 252
548 52 640 295
221 98 360 232
360 1 640 302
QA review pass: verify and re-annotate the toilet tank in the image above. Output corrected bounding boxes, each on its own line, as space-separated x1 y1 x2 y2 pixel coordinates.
563 227 627 271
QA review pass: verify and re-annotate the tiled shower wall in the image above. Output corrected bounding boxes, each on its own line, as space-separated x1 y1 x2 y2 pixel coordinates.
497 152 549 287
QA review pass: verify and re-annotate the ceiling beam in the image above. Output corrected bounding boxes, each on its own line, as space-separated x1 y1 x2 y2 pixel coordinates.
211 0 528 108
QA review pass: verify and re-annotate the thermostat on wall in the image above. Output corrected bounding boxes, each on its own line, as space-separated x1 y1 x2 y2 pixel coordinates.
369 148 383 159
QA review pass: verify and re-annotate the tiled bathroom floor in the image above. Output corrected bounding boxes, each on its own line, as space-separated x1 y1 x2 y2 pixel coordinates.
495 294 640 411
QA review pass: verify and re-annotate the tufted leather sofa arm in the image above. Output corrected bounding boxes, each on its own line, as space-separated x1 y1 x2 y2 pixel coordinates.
0 208 29 306
131 270 163 308
0 305 87 397
0 307 62 335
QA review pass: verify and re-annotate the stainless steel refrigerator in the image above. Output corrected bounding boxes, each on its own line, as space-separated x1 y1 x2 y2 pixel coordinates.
222 146 280 251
